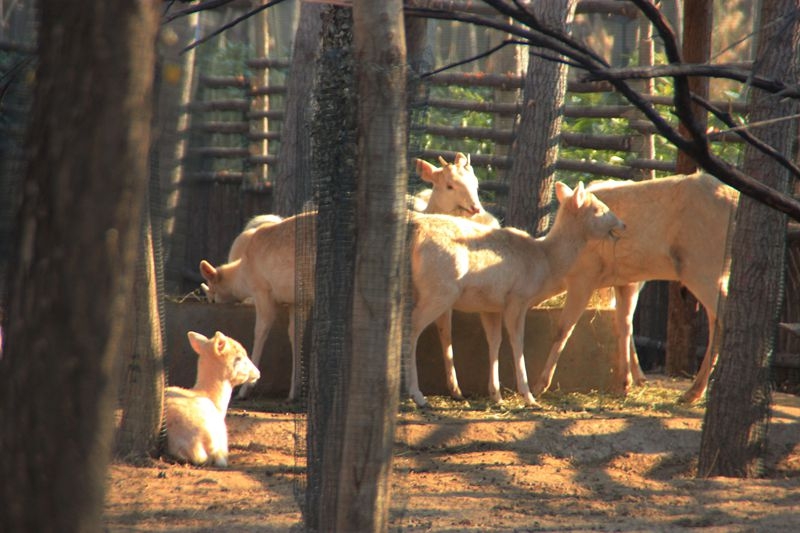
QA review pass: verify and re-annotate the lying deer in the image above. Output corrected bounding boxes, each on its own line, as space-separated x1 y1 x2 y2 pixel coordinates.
165 331 260 467
407 181 625 407
201 153 493 401
533 172 738 403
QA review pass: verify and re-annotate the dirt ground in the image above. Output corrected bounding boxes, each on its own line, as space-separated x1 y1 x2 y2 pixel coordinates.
105 375 800 532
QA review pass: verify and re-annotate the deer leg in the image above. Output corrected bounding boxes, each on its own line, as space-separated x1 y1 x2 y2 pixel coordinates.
503 304 536 406
238 297 278 400
479 311 503 403
434 310 463 400
407 299 451 407
612 283 642 394
533 285 594 396
679 310 717 404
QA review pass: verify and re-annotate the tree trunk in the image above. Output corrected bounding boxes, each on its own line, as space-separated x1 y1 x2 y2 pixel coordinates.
506 0 578 236
698 0 798 478
334 2 406 530
305 6 357 531
114 194 165 462
273 2 323 216
666 0 713 380
0 1 159 531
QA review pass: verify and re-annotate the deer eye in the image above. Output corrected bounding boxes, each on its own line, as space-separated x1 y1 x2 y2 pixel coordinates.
447 184 454 190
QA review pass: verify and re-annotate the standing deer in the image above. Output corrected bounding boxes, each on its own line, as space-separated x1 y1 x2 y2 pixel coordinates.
201 153 493 401
533 172 738 403
407 181 625 407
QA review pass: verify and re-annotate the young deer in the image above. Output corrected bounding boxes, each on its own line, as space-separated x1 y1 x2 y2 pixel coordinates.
407 181 625 407
201 153 492 401
165 331 260 467
414 152 499 227
200 212 314 401
533 173 738 403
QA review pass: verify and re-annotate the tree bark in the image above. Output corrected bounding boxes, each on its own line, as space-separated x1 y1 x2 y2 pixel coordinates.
506 0 578 236
305 6 357 531
666 0 713 380
114 197 165 462
0 1 159 531
334 2 406 530
273 2 323 216
698 0 798 478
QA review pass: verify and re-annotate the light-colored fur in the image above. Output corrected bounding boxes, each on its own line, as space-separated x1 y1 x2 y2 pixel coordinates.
414 153 501 228
229 214 284 263
202 153 495 401
200 213 313 401
165 331 260 467
533 172 738 403
407 182 625 406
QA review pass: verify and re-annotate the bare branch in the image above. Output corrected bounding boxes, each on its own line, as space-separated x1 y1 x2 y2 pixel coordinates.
581 63 800 98
163 0 239 24
180 0 290 54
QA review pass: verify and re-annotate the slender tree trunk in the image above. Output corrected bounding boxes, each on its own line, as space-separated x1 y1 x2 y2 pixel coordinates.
114 196 165 462
506 0 578 236
666 0 713 380
698 0 798 478
0 1 159 531
335 2 406 530
273 2 323 216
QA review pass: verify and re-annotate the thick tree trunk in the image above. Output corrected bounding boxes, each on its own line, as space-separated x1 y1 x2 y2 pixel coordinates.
273 2 323 216
506 0 578 236
334 2 406 530
0 1 159 531
698 0 798 478
305 6 357 531
666 0 713 380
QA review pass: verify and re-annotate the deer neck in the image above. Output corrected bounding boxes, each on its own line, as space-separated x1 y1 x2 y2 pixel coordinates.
223 260 251 302
423 192 457 216
193 367 233 415
539 214 588 275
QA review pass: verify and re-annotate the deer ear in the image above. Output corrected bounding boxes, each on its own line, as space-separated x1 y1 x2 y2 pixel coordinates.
212 331 227 355
200 260 218 283
572 181 587 209
416 159 438 184
554 181 572 205
187 331 209 354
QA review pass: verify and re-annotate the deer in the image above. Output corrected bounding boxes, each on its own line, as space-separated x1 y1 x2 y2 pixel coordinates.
200 212 314 401
164 331 260 467
406 181 625 407
201 214 284 306
201 153 494 401
532 172 739 404
413 152 500 228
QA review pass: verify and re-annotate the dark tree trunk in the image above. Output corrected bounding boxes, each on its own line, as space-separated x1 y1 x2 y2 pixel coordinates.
305 6 357 531
0 1 159 531
666 0 713 380
273 2 324 216
698 0 798 478
334 2 407 530
506 0 578 236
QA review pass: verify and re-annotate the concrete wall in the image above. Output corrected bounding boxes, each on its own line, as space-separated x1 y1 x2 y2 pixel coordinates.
165 300 619 399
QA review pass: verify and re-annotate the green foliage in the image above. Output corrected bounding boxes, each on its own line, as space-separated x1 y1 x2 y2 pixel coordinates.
417 85 496 180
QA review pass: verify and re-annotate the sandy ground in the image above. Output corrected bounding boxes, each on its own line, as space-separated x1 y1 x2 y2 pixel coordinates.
105 376 800 532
